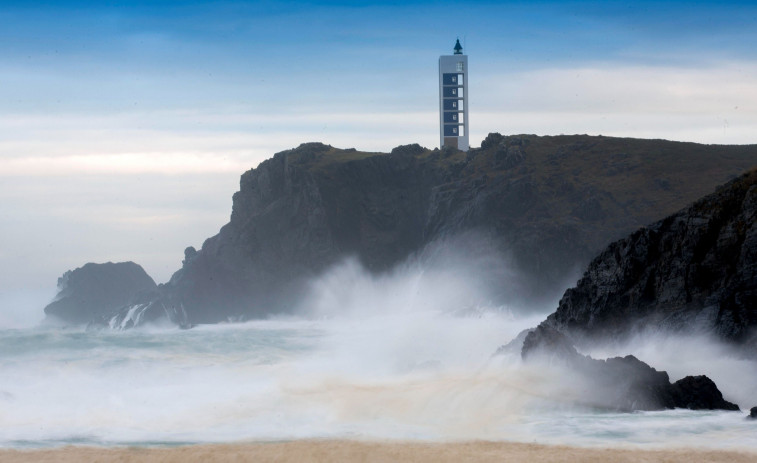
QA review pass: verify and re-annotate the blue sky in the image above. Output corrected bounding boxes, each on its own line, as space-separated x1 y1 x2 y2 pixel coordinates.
1 0 756 326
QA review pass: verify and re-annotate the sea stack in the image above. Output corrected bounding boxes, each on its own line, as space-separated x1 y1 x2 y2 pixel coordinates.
43 261 157 325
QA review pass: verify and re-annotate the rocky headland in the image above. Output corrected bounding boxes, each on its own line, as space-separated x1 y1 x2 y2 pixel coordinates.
508 168 757 412
43 134 757 328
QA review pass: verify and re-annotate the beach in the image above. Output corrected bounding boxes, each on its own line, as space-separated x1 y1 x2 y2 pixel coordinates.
2 440 756 463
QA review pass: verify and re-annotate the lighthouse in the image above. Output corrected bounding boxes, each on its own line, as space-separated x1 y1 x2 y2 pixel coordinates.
439 39 469 151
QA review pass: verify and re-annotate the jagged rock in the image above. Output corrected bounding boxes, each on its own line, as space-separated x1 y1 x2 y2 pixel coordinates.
44 262 156 325
670 376 739 411
543 169 757 353
749 407 757 419
390 143 427 157
183 246 198 265
481 133 505 150
521 325 739 412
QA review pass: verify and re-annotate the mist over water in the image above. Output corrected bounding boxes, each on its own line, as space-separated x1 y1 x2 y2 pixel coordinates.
299 232 558 320
1 239 756 450
0 288 52 329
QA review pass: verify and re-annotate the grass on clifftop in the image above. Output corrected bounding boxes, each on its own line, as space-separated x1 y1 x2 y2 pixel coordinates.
278 134 757 246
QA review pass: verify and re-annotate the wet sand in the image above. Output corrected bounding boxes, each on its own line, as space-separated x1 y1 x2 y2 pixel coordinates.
1 440 755 463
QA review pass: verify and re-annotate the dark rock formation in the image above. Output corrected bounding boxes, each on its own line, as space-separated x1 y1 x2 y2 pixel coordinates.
669 375 740 411
749 407 757 419
53 135 757 327
543 169 757 352
521 325 739 412
44 262 156 325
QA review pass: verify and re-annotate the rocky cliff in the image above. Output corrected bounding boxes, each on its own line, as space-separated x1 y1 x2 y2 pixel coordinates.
50 134 757 327
543 168 757 352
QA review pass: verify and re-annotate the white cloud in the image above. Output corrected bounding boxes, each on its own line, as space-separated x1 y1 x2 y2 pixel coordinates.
0 152 249 176
476 61 757 130
3 61 755 177
0 110 440 176
461 61 756 144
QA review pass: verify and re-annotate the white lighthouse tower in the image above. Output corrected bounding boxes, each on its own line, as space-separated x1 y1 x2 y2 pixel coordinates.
439 39 469 151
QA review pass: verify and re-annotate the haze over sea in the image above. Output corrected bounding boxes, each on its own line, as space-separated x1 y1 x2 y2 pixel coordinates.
1 257 756 451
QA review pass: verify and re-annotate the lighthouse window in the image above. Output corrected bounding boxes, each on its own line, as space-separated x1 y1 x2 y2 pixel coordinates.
443 99 459 111
443 73 459 85
456 62 464 72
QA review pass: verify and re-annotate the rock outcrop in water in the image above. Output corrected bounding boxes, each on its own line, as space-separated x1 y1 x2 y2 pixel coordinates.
542 169 757 353
522 325 740 412
45 135 757 327
502 166 757 411
43 262 156 325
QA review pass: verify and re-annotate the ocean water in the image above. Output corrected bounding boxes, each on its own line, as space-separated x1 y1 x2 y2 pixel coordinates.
1 310 756 451
3 252 756 451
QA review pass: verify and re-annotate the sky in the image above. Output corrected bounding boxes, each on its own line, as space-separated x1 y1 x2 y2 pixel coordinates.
1 0 757 327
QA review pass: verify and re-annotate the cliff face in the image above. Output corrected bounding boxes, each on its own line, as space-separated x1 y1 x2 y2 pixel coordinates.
162 143 449 324
544 169 757 351
44 262 157 325
67 134 757 328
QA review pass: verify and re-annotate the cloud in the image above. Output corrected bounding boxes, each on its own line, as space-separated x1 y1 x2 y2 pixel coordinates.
0 110 440 176
3 60 755 178
471 61 757 144
485 62 757 114
0 152 249 176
